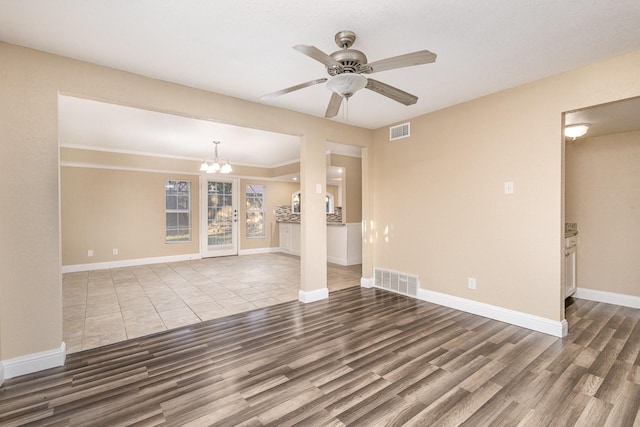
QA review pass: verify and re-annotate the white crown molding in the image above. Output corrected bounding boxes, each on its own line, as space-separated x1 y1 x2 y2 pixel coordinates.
59 161 304 183
298 288 329 303
60 144 302 170
2 342 66 381
59 161 202 176
574 287 640 309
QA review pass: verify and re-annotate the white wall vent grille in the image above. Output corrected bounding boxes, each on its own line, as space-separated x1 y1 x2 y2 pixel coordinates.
389 122 410 141
374 268 419 297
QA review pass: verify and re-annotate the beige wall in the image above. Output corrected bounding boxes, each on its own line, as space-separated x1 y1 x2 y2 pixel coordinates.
566 130 640 297
326 184 339 208
0 41 371 362
61 167 199 265
372 50 640 322
60 152 342 265
330 154 362 223
239 179 300 250
3 38 640 367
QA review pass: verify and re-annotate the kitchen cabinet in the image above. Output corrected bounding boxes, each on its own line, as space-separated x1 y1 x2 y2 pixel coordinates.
278 222 300 256
327 224 362 266
278 222 361 265
279 223 291 252
564 236 577 298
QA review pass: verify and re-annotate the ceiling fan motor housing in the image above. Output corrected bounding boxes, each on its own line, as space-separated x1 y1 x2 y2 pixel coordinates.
328 49 368 75
327 31 371 75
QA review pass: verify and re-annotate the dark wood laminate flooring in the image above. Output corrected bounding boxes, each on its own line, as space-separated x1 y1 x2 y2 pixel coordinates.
1 288 639 426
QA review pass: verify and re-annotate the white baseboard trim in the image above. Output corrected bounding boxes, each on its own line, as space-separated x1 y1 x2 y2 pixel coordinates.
62 253 202 273
415 289 567 338
238 247 280 256
2 342 66 381
299 288 329 303
574 287 640 309
0 361 4 385
361 277 374 288
327 256 362 266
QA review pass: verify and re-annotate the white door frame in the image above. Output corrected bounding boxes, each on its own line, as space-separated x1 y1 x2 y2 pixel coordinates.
200 176 239 258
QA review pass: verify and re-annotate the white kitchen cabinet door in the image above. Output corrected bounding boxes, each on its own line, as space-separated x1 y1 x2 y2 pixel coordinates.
279 223 290 251
565 245 577 298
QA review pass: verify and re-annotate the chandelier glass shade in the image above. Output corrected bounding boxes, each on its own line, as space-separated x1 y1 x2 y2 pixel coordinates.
326 73 367 98
199 141 232 174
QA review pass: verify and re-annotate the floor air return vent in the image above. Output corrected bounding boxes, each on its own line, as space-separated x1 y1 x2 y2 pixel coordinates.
374 268 419 297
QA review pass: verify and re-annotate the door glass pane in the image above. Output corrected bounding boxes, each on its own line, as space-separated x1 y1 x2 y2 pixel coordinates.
208 181 233 246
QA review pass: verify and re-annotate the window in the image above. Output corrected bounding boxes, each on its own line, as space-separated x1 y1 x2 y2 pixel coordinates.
165 180 191 243
246 184 265 238
326 193 334 214
292 192 301 214
292 191 334 214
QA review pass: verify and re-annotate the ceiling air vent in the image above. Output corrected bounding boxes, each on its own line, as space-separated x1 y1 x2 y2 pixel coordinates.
389 122 410 141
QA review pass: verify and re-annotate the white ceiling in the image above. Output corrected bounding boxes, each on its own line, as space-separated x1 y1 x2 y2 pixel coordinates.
58 95 303 168
57 95 361 173
2 0 640 130
3 1 640 171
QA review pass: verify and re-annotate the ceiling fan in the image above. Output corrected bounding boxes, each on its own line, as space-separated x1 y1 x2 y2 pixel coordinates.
261 30 437 118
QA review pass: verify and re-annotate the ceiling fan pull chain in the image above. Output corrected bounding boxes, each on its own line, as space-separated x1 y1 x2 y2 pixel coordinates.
345 97 349 122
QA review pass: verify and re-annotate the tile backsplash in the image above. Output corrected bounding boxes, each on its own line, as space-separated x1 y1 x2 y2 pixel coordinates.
276 205 342 224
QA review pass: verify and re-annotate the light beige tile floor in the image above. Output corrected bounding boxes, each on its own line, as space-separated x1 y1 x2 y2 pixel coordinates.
63 253 361 353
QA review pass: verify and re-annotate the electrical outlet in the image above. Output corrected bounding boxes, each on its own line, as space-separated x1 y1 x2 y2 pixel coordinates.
468 277 476 290
112 248 118 255
87 249 93 257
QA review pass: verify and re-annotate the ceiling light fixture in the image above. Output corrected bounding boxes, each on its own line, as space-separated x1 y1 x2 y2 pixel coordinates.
326 73 368 98
199 141 233 174
564 123 589 139
326 74 368 121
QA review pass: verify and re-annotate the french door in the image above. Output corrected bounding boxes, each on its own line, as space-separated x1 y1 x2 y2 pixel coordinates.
200 178 238 257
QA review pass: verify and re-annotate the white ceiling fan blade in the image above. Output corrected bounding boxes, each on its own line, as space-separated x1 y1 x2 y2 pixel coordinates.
293 45 342 69
261 78 328 100
324 92 343 118
364 50 437 74
365 78 418 105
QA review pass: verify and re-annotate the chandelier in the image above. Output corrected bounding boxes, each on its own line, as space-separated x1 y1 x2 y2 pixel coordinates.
199 141 233 174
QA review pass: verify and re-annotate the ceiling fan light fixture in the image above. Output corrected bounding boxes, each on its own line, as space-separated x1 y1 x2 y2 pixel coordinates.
565 123 589 139
326 73 367 98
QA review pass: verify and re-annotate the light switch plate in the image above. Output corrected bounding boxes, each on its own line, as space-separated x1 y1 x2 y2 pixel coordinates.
504 181 514 194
